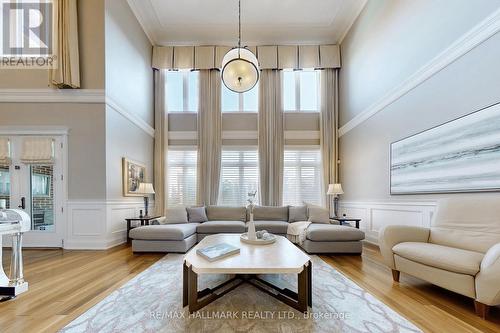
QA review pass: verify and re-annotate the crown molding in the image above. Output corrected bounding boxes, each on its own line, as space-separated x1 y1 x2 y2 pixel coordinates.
0 89 105 103
126 0 157 45
338 0 368 44
339 7 500 137
105 96 155 138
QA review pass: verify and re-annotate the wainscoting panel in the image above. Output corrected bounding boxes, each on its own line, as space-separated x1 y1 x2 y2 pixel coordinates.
66 200 155 250
339 201 436 244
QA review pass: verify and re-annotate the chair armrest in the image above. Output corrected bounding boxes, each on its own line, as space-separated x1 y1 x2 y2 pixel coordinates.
378 225 430 269
475 243 500 306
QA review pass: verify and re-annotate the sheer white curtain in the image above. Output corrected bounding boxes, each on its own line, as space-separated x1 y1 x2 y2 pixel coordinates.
154 70 168 215
258 69 283 206
320 68 339 211
197 69 222 205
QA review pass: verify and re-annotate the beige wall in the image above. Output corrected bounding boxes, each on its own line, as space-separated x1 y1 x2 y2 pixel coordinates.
104 0 154 200
0 103 106 200
339 0 500 202
339 0 500 126
0 0 105 89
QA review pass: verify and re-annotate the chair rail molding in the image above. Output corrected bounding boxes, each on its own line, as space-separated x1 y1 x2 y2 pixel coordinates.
0 89 105 103
66 199 155 250
105 96 155 138
339 7 500 137
339 200 437 245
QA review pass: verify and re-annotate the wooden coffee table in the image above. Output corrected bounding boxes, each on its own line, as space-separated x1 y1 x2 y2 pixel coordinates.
183 234 312 313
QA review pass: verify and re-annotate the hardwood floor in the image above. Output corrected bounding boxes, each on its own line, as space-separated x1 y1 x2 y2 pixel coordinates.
1 243 499 333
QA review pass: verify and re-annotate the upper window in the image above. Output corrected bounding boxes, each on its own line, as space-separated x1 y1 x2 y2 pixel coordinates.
166 71 199 112
219 149 259 206
222 83 258 112
283 70 319 112
283 149 322 206
167 149 198 207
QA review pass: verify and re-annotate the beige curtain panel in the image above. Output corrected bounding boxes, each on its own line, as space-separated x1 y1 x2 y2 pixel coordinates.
0 138 11 165
152 45 340 70
21 137 55 164
154 70 168 215
320 69 340 212
258 70 284 206
50 0 80 88
197 69 222 206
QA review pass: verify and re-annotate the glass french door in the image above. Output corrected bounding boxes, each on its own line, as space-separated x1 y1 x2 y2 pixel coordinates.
1 136 64 247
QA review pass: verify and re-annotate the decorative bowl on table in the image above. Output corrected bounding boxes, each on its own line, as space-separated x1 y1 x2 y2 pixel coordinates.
240 230 276 245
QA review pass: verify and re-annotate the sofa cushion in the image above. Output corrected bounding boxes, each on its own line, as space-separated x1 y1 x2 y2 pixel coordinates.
254 221 289 234
392 242 484 276
186 206 208 223
196 220 246 234
252 206 289 221
306 224 365 241
289 205 307 222
206 206 247 222
129 223 198 241
307 207 330 224
163 207 188 224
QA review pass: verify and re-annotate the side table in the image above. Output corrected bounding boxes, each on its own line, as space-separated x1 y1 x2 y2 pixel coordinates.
125 215 160 243
330 217 361 229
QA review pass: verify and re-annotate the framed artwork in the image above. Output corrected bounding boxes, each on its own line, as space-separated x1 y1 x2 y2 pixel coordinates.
122 158 146 197
390 102 500 194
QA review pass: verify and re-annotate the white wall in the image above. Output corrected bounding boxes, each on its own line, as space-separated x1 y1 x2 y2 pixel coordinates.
338 0 500 243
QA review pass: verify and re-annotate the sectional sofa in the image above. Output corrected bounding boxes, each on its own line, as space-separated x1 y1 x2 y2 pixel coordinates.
129 205 365 254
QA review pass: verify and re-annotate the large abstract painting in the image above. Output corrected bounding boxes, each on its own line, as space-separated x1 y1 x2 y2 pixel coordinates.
390 102 500 194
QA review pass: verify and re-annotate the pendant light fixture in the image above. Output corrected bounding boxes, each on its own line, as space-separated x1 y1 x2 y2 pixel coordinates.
221 0 259 93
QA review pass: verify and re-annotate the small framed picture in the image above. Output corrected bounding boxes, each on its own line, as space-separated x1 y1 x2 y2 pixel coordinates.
122 158 146 197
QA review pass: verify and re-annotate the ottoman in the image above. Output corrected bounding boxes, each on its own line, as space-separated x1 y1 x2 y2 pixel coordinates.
300 224 365 254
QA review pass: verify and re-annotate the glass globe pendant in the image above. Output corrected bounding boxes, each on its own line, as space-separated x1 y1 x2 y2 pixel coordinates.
221 0 259 93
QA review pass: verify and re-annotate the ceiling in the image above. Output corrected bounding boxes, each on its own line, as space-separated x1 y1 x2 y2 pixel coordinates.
127 0 367 46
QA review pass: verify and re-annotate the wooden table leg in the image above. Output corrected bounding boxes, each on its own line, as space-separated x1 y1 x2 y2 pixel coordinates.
183 262 188 307
307 261 312 307
126 219 131 243
188 265 198 313
297 264 309 313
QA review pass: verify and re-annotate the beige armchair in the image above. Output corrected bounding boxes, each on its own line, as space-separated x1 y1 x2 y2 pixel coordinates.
379 198 500 319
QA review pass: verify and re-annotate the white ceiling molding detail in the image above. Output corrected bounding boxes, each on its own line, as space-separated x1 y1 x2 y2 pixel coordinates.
0 89 104 103
339 7 500 137
106 97 155 138
127 0 367 46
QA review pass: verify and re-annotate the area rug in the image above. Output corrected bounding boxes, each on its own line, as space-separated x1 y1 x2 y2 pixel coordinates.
60 254 421 333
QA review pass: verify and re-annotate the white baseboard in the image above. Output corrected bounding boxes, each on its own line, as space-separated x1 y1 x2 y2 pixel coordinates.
66 199 155 250
339 200 437 244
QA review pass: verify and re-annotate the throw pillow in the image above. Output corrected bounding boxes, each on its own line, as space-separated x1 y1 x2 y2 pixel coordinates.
289 205 308 222
186 206 208 223
307 207 330 224
151 217 167 225
164 207 188 224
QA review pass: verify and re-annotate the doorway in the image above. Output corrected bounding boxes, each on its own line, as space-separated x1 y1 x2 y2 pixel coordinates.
0 135 66 247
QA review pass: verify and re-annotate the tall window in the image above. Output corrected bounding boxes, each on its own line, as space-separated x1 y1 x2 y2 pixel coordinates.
167 149 197 207
166 71 199 112
219 149 259 206
222 83 258 112
283 149 322 206
282 70 319 112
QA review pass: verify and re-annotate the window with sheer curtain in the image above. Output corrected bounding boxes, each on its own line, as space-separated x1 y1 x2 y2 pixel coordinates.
166 71 199 112
167 149 197 207
221 83 259 112
283 149 322 206
218 149 259 206
282 70 320 112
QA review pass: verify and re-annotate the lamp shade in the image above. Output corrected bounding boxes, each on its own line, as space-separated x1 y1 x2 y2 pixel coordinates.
327 183 344 195
136 182 155 195
221 47 259 93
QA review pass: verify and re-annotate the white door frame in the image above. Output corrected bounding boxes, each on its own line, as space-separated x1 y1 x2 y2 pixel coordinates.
0 126 68 248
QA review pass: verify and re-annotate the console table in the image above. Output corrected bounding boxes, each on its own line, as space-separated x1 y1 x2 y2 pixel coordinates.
125 215 160 243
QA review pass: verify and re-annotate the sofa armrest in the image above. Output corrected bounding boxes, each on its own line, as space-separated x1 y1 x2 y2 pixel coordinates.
378 225 430 269
475 243 500 306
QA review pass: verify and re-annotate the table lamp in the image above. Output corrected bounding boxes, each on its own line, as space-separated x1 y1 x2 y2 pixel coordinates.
327 183 344 218
136 182 155 217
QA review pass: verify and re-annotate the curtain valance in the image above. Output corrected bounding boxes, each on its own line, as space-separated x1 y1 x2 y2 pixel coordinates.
152 44 340 70
0 138 11 165
20 137 55 165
